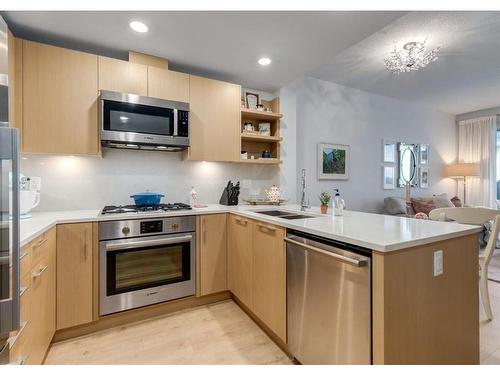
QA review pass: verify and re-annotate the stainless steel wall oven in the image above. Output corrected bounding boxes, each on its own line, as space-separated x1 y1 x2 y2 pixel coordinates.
99 216 195 315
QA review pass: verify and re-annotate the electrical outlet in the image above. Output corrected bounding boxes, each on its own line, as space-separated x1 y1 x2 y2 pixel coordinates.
433 250 443 277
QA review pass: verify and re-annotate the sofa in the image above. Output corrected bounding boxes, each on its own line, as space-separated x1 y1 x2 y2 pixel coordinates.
383 193 462 218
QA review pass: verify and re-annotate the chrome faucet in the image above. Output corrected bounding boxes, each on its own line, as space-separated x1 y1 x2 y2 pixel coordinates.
300 169 309 211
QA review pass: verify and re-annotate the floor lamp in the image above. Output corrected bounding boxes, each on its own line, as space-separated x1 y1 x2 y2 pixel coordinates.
446 163 480 206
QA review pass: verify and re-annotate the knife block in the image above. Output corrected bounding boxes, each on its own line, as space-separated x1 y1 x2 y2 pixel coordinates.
219 185 239 206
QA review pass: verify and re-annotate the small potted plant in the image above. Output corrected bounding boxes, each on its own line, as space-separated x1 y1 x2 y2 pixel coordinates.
319 191 331 214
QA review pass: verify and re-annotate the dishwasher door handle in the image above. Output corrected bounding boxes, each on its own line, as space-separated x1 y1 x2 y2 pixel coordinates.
285 237 367 267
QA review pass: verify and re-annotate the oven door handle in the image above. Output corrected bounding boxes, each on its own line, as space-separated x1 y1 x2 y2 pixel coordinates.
105 235 193 251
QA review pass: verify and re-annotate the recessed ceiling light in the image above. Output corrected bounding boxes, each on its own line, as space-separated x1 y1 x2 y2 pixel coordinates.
129 21 148 33
258 57 271 66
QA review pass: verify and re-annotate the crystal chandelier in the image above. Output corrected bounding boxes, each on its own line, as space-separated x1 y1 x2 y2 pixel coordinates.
384 40 441 74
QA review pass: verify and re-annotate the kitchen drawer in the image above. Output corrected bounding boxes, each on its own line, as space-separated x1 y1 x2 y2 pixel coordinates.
29 232 48 267
8 321 31 365
20 272 32 324
20 244 31 278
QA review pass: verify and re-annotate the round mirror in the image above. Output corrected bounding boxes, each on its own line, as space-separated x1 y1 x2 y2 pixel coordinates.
401 147 416 183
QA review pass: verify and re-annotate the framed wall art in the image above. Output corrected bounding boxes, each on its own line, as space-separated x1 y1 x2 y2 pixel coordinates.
318 143 350 180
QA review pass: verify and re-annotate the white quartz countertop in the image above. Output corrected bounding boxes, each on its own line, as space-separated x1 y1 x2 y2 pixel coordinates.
20 204 482 252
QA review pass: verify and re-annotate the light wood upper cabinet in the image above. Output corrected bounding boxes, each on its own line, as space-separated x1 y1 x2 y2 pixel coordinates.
98 56 147 95
186 75 240 162
199 214 228 296
22 40 99 155
148 66 189 102
252 221 286 342
228 215 254 308
56 223 94 330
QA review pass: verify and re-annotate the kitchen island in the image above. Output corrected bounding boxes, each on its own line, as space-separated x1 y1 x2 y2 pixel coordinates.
17 205 482 364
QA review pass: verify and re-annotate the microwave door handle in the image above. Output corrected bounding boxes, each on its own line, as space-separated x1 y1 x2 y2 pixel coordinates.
105 234 193 252
173 108 178 136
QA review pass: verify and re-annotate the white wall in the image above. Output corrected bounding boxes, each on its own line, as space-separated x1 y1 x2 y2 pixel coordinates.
282 77 458 213
21 149 279 211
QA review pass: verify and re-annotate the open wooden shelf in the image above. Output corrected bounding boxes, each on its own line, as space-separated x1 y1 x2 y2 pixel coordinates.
241 133 282 143
237 158 282 165
241 108 283 121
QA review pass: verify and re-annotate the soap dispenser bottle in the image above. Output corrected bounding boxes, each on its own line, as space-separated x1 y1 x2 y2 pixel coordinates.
333 189 345 216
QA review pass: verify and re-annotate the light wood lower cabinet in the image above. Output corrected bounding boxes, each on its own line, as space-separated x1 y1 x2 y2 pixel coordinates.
228 215 286 342
56 223 94 330
228 215 254 309
252 222 286 341
199 214 228 296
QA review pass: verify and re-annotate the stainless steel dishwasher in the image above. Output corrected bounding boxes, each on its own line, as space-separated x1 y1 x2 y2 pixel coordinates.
286 230 371 364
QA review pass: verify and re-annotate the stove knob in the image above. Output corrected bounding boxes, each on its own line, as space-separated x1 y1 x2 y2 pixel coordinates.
122 226 130 235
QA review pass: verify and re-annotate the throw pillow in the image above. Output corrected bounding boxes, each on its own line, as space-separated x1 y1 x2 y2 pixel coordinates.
410 198 435 215
450 196 462 207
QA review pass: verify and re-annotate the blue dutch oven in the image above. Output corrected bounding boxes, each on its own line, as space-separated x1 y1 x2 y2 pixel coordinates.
130 192 165 206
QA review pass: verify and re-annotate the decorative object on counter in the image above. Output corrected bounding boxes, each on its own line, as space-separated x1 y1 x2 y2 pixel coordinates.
130 191 165 206
244 198 289 205
419 144 429 164
318 143 350 180
265 185 282 203
189 186 198 207
383 166 396 189
319 191 331 214
261 150 271 158
419 167 429 188
245 92 260 110
414 212 429 220
383 140 396 163
243 122 255 132
241 150 248 160
333 189 345 216
19 190 40 219
219 180 240 206
256 104 264 111
258 122 271 136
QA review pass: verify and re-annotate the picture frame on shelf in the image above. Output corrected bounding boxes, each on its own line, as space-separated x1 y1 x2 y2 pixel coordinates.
318 143 350 180
419 167 430 188
419 144 429 164
383 166 396 189
383 140 396 163
245 91 260 110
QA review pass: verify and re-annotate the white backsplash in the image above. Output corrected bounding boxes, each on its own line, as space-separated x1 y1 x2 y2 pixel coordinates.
21 148 280 211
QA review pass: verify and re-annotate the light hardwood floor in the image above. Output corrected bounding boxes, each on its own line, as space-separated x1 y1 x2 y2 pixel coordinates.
45 300 292 365
45 282 500 365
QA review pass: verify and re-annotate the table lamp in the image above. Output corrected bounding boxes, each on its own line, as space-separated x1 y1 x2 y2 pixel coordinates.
445 163 480 205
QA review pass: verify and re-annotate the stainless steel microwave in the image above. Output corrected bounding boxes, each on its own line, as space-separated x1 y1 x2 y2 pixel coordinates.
100 90 189 151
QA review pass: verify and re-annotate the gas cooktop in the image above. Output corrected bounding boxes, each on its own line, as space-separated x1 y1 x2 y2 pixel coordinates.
100 203 192 215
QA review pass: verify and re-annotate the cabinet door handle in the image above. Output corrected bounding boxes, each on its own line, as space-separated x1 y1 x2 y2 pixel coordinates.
257 223 276 232
202 218 207 244
235 218 248 225
32 238 47 250
32 265 48 279
83 228 88 260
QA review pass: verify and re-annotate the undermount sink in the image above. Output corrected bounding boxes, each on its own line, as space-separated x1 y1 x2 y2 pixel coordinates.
254 210 318 220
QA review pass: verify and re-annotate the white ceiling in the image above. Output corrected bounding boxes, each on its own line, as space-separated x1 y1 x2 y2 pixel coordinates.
312 11 500 115
3 11 498 115
1 11 405 92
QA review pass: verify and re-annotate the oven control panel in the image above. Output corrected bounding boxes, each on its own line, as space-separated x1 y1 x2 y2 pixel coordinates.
99 216 196 240
140 220 163 234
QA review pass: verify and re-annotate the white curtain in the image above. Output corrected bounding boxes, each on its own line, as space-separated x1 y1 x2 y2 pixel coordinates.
458 116 497 207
